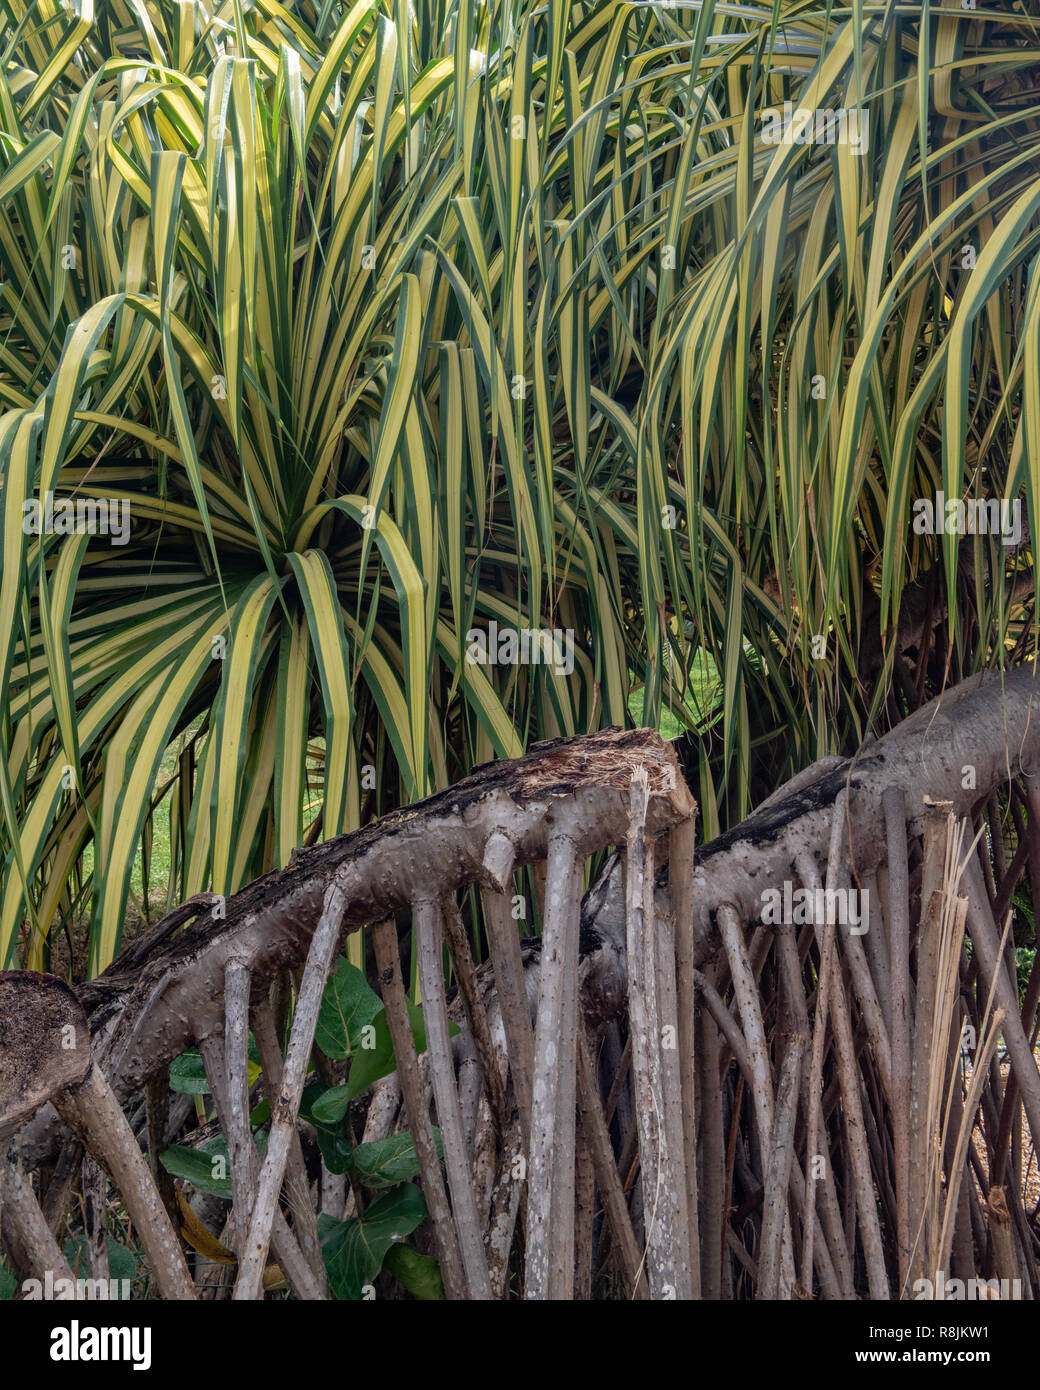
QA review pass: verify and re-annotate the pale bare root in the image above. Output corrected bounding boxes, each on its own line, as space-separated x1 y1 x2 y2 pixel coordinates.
4 673 1040 1298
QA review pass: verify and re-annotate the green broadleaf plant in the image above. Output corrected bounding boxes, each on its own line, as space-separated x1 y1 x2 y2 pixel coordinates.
318 1182 427 1301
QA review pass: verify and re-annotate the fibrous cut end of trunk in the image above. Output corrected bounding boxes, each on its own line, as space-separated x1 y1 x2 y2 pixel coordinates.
0 971 91 1139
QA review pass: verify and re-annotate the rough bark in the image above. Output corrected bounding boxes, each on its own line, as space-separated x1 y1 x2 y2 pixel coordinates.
5 671 1040 1299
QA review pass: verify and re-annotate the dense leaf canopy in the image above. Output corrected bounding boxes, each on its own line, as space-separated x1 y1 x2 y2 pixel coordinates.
1 0 1038 972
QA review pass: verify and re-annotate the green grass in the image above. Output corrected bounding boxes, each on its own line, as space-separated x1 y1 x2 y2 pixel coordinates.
628 648 723 739
78 721 200 929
